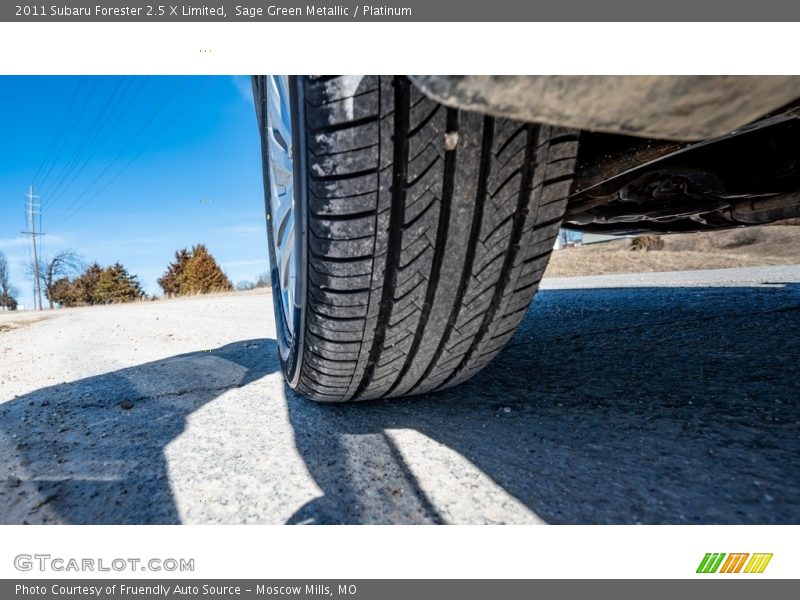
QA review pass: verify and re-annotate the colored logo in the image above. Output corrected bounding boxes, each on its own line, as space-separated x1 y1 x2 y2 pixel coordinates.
697 553 773 574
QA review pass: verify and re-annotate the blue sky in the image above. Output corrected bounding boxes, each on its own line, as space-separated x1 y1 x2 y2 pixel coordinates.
0 76 268 308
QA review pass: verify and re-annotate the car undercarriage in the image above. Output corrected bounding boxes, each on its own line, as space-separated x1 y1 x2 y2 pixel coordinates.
565 105 800 234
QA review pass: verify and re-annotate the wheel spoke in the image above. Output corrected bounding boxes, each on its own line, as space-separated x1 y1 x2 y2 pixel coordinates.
266 75 299 334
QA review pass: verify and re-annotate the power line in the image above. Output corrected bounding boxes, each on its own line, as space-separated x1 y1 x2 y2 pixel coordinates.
31 77 85 187
50 77 186 225
37 77 89 191
42 76 132 210
44 76 147 212
38 77 97 193
41 77 105 201
54 77 217 227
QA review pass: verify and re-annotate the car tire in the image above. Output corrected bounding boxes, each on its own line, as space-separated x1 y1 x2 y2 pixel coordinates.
255 75 578 401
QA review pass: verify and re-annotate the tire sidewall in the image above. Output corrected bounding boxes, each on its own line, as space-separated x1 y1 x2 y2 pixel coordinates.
263 75 307 387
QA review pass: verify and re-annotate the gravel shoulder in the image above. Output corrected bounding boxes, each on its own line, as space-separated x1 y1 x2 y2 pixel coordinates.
546 224 800 277
1 268 798 524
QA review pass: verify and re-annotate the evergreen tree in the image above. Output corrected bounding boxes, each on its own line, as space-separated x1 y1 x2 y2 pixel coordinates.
49 277 79 307
157 248 191 296
73 263 104 305
159 245 232 296
181 245 233 294
1 294 17 311
94 262 145 304
39 262 144 307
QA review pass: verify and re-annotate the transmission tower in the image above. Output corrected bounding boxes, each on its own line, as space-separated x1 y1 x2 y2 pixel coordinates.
21 185 45 310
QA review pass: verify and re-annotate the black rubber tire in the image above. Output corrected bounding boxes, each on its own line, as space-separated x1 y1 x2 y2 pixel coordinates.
257 75 578 401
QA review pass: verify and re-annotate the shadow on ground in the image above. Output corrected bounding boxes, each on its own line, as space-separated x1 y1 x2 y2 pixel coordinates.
0 339 278 524
286 283 800 524
1 284 798 524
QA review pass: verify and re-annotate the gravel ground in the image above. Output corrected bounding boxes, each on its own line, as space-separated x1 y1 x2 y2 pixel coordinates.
546 225 800 277
1 266 798 524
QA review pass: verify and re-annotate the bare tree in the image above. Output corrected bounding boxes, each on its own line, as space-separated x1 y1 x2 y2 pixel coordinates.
35 250 83 309
255 272 271 288
236 280 256 291
0 252 9 297
0 251 19 311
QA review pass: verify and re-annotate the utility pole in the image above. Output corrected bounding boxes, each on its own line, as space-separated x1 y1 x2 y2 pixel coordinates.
21 185 45 310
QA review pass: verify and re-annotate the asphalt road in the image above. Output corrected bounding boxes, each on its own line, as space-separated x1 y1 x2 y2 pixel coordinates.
1 265 798 524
